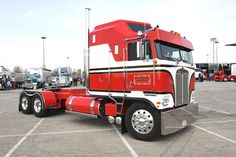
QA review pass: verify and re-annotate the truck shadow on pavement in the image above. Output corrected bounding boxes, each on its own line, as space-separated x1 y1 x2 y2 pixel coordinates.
36 109 197 142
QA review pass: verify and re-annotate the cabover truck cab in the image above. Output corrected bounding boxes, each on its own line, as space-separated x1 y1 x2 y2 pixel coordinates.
19 20 198 141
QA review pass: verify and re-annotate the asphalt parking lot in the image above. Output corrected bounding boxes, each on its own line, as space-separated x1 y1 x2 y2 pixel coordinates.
0 82 236 157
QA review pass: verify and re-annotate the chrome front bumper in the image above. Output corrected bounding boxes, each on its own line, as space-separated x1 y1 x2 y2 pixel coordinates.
161 102 198 135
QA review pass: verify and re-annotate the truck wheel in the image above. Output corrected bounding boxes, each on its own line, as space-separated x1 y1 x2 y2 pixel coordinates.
32 94 48 117
230 77 234 81
224 77 227 82
20 93 32 114
125 102 160 141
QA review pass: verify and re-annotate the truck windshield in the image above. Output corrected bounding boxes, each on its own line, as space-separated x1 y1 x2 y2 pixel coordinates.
155 41 193 64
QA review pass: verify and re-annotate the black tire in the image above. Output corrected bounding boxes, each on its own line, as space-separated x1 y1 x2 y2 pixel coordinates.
32 94 48 117
19 93 32 114
230 77 234 81
223 77 227 82
125 102 161 141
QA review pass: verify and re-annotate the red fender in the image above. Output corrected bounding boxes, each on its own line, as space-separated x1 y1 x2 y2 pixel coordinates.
40 91 57 109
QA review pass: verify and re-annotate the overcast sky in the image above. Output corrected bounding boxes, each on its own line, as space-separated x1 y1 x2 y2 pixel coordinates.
0 0 236 71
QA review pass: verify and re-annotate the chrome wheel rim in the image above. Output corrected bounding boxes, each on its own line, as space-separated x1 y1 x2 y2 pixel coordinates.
34 98 42 113
131 109 154 134
21 97 28 110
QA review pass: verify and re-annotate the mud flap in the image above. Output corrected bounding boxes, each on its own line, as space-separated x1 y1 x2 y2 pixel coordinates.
121 116 127 134
19 104 22 112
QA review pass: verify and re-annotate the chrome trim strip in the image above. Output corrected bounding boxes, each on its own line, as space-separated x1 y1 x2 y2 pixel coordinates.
90 99 96 114
68 96 77 111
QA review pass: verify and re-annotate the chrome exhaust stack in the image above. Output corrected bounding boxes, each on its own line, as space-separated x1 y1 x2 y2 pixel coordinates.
84 8 91 89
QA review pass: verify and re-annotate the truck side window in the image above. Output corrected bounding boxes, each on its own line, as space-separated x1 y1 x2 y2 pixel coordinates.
128 42 138 61
145 41 152 59
128 41 152 61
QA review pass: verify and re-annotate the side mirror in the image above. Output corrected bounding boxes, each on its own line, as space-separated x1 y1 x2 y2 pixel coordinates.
137 41 145 59
137 31 143 38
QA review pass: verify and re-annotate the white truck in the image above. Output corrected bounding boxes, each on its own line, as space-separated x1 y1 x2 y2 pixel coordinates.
51 67 72 87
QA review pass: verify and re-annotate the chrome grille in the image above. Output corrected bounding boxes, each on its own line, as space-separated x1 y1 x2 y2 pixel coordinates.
176 68 189 106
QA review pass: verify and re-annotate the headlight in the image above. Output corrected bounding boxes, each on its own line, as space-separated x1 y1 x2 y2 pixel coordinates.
162 96 170 106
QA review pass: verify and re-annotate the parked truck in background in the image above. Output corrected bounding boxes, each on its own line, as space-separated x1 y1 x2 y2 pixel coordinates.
18 19 198 140
213 63 236 81
231 63 236 81
22 68 52 89
11 72 26 88
22 73 43 89
29 68 52 84
51 67 72 87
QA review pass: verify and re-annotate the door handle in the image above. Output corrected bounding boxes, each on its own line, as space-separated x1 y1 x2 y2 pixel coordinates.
129 81 132 88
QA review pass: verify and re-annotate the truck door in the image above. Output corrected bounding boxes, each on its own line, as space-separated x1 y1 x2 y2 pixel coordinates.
126 40 155 92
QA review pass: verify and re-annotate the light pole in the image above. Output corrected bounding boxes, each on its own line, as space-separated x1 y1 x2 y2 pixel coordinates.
210 37 217 63
66 57 69 67
215 40 219 65
41 36 46 69
206 53 209 63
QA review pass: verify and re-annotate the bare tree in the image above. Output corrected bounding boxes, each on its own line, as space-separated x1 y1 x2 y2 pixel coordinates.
51 69 58 76
13 66 23 73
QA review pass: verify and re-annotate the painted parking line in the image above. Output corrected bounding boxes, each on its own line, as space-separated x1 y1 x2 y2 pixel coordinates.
0 95 19 99
2 124 137 156
112 125 139 157
4 118 45 157
199 106 231 115
194 119 236 125
0 128 114 138
217 98 236 105
0 110 6 114
0 134 26 138
31 128 113 136
192 124 236 144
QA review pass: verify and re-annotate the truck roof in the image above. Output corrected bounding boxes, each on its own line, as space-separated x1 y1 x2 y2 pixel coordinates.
90 19 193 50
94 19 152 33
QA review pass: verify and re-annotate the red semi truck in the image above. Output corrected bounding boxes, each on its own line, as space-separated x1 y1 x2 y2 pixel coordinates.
19 19 198 140
213 63 236 81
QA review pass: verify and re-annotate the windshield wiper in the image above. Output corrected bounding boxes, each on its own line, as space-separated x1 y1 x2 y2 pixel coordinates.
172 58 180 64
182 58 193 65
182 59 188 63
164 56 180 64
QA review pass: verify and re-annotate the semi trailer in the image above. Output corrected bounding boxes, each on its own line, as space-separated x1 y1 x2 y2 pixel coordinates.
19 19 198 140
